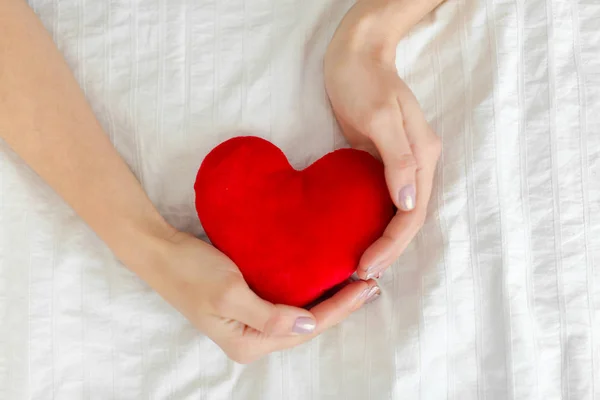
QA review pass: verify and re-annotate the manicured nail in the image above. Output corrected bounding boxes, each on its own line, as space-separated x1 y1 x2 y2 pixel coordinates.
399 184 416 211
356 287 370 303
365 265 383 280
358 285 378 300
293 317 316 334
365 286 381 304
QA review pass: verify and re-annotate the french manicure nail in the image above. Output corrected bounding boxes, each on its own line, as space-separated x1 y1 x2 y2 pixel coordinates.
365 286 381 304
399 184 416 211
293 317 316 334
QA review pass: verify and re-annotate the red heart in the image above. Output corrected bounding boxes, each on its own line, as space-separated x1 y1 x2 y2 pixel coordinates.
194 136 394 307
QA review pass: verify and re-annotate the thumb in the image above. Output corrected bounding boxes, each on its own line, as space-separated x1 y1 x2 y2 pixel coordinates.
370 110 417 212
224 286 318 336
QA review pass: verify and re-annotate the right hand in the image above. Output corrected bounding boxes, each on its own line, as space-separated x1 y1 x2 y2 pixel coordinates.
141 231 380 364
325 3 442 280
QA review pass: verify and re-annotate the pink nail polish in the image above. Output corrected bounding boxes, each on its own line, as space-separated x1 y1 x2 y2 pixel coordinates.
293 317 316 334
399 184 416 211
365 286 381 304
366 265 384 280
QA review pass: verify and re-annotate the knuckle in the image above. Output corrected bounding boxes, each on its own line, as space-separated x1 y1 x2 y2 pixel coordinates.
261 307 283 335
393 153 418 171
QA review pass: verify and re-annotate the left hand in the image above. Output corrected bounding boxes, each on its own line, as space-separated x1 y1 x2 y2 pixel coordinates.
139 231 379 364
324 5 441 280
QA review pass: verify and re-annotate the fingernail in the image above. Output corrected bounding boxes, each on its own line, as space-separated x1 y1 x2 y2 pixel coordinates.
399 184 416 211
355 287 371 305
365 286 381 304
293 317 316 334
357 285 378 301
365 265 383 280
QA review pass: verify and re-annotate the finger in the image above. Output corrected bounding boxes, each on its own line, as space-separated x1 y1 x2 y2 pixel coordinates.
357 146 439 279
221 285 318 336
217 280 380 364
303 275 357 309
367 105 418 212
309 279 380 328
265 279 380 352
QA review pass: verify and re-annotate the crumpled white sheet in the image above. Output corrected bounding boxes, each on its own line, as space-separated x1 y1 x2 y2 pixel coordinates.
1 0 599 399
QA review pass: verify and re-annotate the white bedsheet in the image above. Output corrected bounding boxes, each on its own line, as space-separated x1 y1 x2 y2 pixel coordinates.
1 0 599 398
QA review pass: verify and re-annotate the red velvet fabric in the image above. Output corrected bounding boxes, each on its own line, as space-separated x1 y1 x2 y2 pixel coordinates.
194 136 394 307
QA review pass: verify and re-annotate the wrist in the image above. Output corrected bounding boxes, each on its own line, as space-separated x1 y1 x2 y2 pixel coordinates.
326 2 397 66
327 0 445 64
106 209 177 276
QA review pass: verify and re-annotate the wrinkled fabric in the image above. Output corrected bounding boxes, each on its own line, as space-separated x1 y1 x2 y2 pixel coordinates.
1 0 598 399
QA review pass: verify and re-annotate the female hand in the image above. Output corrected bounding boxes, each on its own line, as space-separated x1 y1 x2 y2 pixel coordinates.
142 232 380 364
324 1 442 280
0 0 424 365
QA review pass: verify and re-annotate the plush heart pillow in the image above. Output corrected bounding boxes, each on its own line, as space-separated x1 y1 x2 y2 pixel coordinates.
194 136 394 307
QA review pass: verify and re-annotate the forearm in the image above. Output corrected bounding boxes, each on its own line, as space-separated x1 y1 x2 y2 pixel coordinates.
0 1 174 272
331 0 446 61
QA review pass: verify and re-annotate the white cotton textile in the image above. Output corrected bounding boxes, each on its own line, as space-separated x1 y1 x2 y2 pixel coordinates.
1 0 599 398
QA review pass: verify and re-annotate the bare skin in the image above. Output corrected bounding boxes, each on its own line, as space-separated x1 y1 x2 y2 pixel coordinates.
0 0 444 363
326 0 444 280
